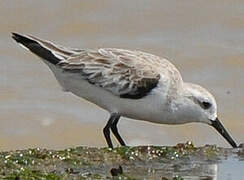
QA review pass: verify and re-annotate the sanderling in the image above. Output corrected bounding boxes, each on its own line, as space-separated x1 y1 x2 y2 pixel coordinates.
12 32 237 148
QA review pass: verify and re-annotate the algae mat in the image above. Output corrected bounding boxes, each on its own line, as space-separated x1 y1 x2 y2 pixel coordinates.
0 142 243 179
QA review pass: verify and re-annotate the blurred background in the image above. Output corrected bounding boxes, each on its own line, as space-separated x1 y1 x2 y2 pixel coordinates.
0 0 243 150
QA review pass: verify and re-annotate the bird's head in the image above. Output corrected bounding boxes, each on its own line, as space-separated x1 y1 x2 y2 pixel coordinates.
182 83 237 148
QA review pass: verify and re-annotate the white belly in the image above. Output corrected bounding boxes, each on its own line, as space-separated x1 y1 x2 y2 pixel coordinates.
44 61 170 124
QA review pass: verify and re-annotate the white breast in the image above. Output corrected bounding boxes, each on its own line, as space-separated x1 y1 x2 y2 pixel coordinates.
43 60 178 124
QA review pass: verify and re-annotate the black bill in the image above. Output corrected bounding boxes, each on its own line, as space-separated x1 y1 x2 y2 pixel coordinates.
211 117 237 148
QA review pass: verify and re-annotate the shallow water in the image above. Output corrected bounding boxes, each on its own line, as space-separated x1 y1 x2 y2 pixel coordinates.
0 0 244 151
108 146 244 179
125 153 244 179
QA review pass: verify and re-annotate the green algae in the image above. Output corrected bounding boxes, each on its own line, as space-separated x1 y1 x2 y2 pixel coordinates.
0 142 240 179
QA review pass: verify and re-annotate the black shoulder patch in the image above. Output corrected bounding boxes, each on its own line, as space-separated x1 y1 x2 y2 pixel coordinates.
119 81 158 99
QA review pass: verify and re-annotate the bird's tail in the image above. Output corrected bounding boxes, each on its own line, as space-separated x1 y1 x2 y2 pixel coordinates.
12 32 75 65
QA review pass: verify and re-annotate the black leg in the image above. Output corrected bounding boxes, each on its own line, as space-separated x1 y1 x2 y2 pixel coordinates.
103 113 126 148
111 115 126 146
103 113 117 148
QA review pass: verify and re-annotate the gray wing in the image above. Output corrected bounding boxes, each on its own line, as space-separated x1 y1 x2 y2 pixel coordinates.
12 33 180 99
59 48 161 99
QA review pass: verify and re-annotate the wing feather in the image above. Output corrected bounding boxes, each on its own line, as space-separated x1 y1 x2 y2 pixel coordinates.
59 48 161 99
12 33 182 99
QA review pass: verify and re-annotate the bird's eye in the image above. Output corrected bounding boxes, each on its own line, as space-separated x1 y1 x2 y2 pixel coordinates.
202 101 212 109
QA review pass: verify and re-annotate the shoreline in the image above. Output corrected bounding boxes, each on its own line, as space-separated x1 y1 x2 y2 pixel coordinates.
0 141 243 179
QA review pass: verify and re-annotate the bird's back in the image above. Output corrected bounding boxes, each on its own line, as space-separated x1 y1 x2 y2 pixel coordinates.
59 48 183 98
12 33 183 100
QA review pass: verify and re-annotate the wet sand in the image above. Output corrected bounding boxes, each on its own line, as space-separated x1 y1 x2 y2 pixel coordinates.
0 0 244 151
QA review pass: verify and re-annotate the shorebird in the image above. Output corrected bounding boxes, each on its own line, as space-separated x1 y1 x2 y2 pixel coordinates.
12 32 237 148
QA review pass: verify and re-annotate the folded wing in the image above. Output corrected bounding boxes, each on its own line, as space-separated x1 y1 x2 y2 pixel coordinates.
59 48 161 99
12 33 162 99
